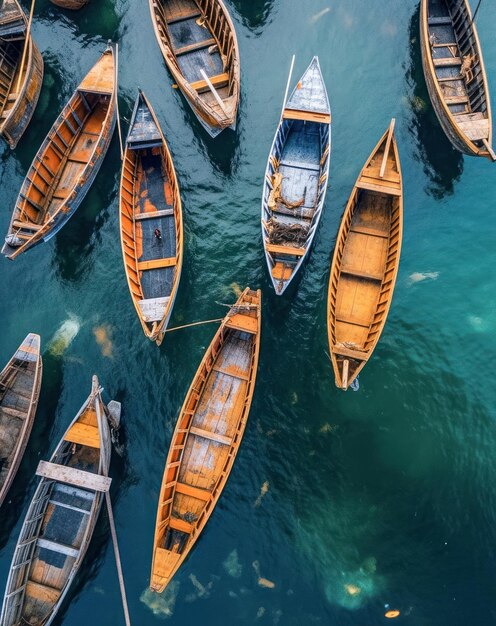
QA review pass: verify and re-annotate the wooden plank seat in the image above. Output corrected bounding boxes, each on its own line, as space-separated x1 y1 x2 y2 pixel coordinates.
138 296 170 322
265 243 306 257
341 266 384 281
175 38 216 57
428 16 452 25
137 257 176 270
336 315 370 329
189 426 231 446
134 208 174 220
283 109 331 124
166 8 202 25
225 313 258 335
12 220 43 231
350 225 390 239
153 547 181 578
433 56 462 67
0 406 28 419
332 344 369 361
212 365 250 381
48 498 91 516
190 72 229 92
356 180 402 196
174 481 211 502
37 537 79 559
36 461 112 493
279 159 320 172
168 516 194 534
445 95 469 105
25 581 60 604
64 422 100 448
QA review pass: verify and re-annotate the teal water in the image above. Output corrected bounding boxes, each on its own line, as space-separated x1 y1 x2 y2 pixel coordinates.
1 0 496 624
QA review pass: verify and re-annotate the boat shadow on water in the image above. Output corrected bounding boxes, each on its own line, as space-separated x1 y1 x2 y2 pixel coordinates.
405 7 464 200
229 0 275 32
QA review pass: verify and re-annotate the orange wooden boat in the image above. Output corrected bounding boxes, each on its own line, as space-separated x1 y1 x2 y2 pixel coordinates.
119 90 183 346
150 288 261 592
2 44 116 260
327 120 403 390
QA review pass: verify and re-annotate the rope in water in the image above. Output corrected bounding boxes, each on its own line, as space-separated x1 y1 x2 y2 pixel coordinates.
164 318 224 333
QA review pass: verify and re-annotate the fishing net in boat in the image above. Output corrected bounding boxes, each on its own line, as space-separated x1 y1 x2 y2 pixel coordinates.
266 217 309 247
268 172 305 212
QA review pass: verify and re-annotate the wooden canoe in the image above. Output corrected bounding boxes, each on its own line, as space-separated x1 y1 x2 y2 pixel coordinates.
150 287 261 592
327 120 403 391
49 0 89 9
1 43 117 260
262 57 331 295
420 0 495 160
149 0 240 137
0 333 42 508
120 90 183 346
0 0 44 149
0 376 117 626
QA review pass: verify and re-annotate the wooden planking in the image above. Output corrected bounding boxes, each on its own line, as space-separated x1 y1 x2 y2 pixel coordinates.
332 344 369 361
36 538 79 559
265 243 306 256
190 72 229 91
138 296 170 322
356 180 401 196
190 426 231 445
153 547 181 579
137 257 176 270
168 516 194 534
134 208 174 220
25 581 60 605
174 481 211 501
225 313 258 335
433 56 462 67
283 109 330 124
64 422 100 449
36 461 111 492
78 49 114 94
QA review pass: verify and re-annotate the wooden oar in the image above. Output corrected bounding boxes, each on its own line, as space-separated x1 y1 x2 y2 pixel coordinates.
14 0 35 95
280 54 296 120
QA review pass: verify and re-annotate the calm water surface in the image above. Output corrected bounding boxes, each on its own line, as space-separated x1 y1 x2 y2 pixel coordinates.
1 1 496 624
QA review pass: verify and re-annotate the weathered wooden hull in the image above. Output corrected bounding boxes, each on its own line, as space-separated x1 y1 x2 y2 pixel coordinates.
0 38 44 149
50 0 89 8
327 121 403 390
2 45 116 259
420 0 494 159
149 0 240 137
262 57 331 295
0 334 42 508
0 377 113 626
120 91 183 345
151 288 261 592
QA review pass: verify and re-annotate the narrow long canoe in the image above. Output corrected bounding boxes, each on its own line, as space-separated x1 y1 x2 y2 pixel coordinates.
151 287 261 592
0 334 42 508
120 90 183 346
50 0 89 9
262 57 331 295
0 0 44 149
420 0 495 160
1 43 117 260
327 120 403 390
0 376 116 626
149 0 240 137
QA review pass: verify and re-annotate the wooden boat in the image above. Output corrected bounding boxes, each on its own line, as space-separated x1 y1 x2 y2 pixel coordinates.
49 0 89 9
1 43 117 260
0 333 42 508
149 0 240 137
0 375 118 626
119 90 183 346
420 0 495 160
150 287 261 592
327 120 403 390
261 57 331 295
0 0 44 149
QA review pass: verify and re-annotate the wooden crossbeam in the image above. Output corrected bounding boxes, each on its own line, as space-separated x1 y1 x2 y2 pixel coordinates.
137 257 176 270
283 109 331 124
36 461 111 492
265 243 306 257
190 426 231 445
174 481 211 502
176 38 215 57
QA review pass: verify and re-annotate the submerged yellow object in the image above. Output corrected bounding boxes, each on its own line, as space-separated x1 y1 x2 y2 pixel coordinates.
385 610 400 619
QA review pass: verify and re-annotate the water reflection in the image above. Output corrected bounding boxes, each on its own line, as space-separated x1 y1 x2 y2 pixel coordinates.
405 8 463 199
230 0 275 32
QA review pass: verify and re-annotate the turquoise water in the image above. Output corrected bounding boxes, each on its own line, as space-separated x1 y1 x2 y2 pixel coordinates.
1 0 496 624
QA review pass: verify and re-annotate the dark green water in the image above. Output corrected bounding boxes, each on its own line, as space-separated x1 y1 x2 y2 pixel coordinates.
1 0 496 624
